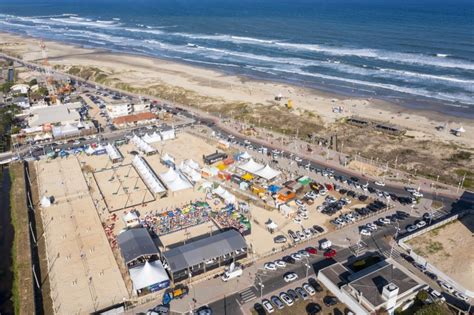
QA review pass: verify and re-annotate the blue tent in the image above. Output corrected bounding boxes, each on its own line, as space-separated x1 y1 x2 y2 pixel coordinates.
268 185 281 193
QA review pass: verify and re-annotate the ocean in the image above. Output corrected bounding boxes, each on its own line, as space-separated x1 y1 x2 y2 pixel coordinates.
0 0 473 117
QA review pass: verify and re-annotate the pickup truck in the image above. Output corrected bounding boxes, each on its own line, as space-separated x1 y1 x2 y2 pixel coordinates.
162 285 189 305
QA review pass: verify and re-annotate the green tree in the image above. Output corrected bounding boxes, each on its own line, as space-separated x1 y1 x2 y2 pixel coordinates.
0 81 14 93
414 303 450 315
416 290 429 302
28 78 38 86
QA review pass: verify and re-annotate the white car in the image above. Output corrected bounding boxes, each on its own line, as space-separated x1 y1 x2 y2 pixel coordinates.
283 272 299 282
366 223 378 231
303 228 312 237
438 280 454 293
378 218 391 225
262 299 275 313
298 212 309 220
264 262 277 271
298 250 310 258
360 229 371 236
428 289 446 302
374 181 385 187
279 292 294 306
412 191 424 198
294 217 302 224
416 220 427 228
303 283 316 296
454 291 469 302
406 225 417 233
295 156 303 163
274 260 287 268
291 253 302 261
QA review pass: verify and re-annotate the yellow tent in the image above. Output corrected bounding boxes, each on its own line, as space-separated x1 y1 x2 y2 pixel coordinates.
216 162 227 171
242 173 254 181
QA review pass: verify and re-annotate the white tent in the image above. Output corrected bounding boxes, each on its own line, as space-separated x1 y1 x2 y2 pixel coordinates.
279 204 294 218
123 211 140 227
255 164 281 181
105 143 123 162
132 156 166 194
266 220 278 230
240 151 251 160
160 129 176 141
40 196 51 207
200 181 214 191
161 153 175 163
129 260 170 292
160 168 193 192
188 169 202 182
212 186 236 204
238 158 264 173
185 159 200 170
131 135 156 155
143 132 162 144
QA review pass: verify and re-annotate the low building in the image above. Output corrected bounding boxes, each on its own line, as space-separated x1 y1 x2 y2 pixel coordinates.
117 228 160 267
161 230 247 282
203 151 228 165
318 258 426 315
26 102 82 127
112 112 157 128
10 83 29 95
12 96 30 109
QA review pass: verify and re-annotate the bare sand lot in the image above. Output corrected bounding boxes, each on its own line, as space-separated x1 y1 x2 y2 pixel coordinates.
407 215 474 291
93 164 155 212
35 157 128 315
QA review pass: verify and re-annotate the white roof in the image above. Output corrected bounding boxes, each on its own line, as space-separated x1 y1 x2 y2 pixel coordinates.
212 186 236 204
266 220 278 229
255 164 281 181
159 168 193 192
143 132 162 144
123 211 139 222
240 151 251 159
129 260 170 291
162 153 174 163
132 156 166 194
454 126 466 133
238 158 264 173
105 143 122 161
131 135 157 154
160 129 175 140
27 103 81 127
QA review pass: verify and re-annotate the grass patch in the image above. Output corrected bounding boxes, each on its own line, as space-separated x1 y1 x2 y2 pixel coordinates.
9 163 34 315
426 241 443 254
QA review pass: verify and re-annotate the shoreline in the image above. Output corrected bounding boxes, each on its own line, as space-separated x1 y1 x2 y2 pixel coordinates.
1 31 473 150
2 30 473 123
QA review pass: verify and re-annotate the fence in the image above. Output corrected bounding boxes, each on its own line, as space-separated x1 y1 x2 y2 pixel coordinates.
398 211 474 298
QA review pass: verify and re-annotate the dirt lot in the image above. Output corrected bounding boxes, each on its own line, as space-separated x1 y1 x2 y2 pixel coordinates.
407 215 474 291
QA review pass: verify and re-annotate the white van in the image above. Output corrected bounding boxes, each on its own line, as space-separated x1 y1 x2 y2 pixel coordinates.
221 267 243 282
319 239 332 250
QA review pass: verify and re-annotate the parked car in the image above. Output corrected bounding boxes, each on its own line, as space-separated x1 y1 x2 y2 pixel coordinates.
264 262 277 271
303 283 316 296
323 296 338 307
273 235 287 243
262 299 274 313
305 247 318 255
428 288 446 302
291 253 302 261
324 249 337 258
274 260 287 268
454 291 469 302
287 289 299 302
295 287 309 300
282 256 296 264
270 296 285 309
406 225 417 233
283 272 299 282
360 229 371 236
437 280 454 293
308 278 323 292
279 292 294 306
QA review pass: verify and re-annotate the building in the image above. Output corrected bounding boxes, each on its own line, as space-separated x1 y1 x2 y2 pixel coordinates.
203 151 228 165
161 230 247 282
112 112 158 128
12 96 30 109
117 228 160 267
26 102 82 127
318 257 426 315
106 103 132 118
10 83 29 94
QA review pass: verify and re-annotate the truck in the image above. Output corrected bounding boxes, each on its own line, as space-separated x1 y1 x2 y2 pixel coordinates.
221 267 243 282
162 285 189 305
319 239 332 250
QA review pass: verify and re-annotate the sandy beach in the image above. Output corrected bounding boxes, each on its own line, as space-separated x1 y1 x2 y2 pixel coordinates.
1 31 473 188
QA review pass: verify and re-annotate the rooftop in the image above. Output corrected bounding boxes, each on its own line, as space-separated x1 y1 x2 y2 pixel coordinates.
113 112 156 125
162 230 247 272
117 228 159 264
27 103 82 127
